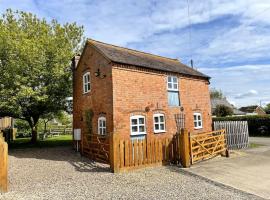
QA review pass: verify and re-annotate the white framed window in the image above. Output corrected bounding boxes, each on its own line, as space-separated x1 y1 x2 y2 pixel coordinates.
98 116 106 135
167 76 178 91
130 115 146 136
193 113 203 129
167 76 180 106
153 114 165 133
83 72 91 94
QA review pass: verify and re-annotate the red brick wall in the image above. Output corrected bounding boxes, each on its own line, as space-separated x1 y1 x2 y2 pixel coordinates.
73 45 212 148
73 44 113 145
112 64 212 140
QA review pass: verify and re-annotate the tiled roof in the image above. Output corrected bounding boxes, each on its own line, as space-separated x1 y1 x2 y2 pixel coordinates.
88 39 210 79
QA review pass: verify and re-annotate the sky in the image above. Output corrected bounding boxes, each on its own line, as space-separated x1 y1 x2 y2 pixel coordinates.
0 0 270 108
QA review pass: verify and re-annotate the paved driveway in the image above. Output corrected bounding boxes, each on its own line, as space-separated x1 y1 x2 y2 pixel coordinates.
184 137 270 199
0 147 260 200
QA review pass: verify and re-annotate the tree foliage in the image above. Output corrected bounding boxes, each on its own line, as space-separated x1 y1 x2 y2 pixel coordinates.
210 88 224 99
264 103 270 114
0 9 84 142
213 105 233 117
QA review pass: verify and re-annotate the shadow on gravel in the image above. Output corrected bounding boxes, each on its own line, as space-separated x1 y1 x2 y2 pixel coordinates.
9 146 111 173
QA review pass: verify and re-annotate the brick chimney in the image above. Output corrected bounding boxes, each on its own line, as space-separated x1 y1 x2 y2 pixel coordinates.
71 55 80 70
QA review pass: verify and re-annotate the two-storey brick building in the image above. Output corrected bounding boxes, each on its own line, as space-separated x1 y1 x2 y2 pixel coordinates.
73 39 212 155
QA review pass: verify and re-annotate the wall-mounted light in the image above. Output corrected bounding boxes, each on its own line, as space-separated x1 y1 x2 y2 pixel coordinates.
94 68 106 79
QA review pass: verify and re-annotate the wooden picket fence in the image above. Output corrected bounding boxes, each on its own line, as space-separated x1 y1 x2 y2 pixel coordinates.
189 129 227 164
110 133 182 172
213 121 249 149
0 133 8 193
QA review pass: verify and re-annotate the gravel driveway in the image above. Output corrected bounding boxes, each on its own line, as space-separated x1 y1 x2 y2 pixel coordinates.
0 147 262 200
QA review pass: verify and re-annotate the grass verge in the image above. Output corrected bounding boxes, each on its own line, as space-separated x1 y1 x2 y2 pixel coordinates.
8 135 72 149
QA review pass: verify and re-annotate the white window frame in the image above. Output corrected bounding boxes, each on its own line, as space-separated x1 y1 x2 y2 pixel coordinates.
167 76 178 91
193 113 203 129
153 113 166 133
130 115 146 136
98 116 106 135
83 72 91 94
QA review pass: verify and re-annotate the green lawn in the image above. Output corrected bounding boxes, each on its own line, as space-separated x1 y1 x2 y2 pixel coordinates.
249 143 264 148
8 135 73 149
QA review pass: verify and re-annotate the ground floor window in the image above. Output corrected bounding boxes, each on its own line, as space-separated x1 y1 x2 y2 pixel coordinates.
130 115 146 136
153 113 165 133
98 117 106 135
193 113 203 129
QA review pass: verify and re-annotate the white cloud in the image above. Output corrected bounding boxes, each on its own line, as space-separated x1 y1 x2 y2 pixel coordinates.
200 64 270 107
1 0 270 106
235 89 258 99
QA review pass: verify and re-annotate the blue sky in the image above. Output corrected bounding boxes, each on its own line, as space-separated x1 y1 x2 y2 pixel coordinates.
1 0 270 107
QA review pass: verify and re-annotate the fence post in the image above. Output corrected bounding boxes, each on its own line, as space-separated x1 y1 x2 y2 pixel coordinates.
0 136 8 193
110 133 120 173
179 129 191 168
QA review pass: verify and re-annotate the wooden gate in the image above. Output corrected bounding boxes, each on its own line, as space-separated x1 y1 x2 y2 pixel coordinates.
189 129 227 164
213 121 249 149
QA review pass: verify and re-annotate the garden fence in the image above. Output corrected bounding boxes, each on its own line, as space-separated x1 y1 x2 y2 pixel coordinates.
213 121 249 149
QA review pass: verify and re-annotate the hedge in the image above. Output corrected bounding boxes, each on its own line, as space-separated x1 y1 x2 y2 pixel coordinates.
213 115 270 137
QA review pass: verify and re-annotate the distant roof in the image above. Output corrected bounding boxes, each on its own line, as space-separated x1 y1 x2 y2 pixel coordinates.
88 39 210 79
240 105 266 114
239 105 258 113
211 98 246 115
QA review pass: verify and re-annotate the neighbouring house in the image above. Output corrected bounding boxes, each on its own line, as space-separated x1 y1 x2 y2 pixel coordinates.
239 105 266 115
72 39 212 157
211 98 245 116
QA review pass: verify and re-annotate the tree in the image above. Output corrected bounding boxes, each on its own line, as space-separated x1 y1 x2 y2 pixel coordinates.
0 9 84 143
265 103 270 114
210 88 224 99
213 105 234 117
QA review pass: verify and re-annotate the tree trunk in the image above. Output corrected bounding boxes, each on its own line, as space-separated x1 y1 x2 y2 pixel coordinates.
31 126 38 143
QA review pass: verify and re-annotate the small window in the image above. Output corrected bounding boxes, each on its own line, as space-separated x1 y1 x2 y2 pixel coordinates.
98 117 106 135
167 76 178 91
130 115 146 136
167 76 180 106
193 113 203 129
83 72 91 94
153 114 166 133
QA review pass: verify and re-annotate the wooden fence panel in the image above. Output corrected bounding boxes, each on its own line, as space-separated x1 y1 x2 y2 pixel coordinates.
214 121 249 150
112 134 181 172
0 135 8 192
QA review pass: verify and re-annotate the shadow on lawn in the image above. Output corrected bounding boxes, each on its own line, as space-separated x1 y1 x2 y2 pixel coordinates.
8 141 111 173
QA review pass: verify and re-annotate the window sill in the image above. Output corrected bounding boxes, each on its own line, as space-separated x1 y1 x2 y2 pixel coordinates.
154 131 166 134
131 133 146 136
83 91 91 95
194 127 203 130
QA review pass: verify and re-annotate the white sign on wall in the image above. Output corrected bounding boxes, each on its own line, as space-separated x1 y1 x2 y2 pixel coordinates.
74 129 81 141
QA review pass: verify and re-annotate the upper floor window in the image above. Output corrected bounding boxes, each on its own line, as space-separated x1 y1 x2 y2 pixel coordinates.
167 76 180 106
167 76 178 91
153 113 165 133
193 113 203 129
98 116 106 135
83 72 91 94
130 115 146 136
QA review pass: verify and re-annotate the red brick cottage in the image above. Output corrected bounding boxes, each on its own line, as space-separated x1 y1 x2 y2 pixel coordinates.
72 39 212 157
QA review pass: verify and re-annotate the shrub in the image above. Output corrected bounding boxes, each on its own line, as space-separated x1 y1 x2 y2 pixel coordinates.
213 105 234 117
213 115 270 136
